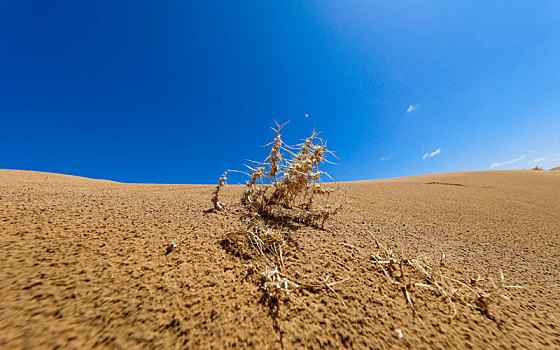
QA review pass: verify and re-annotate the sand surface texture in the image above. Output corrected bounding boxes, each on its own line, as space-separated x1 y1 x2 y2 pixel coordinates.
1 169 559 349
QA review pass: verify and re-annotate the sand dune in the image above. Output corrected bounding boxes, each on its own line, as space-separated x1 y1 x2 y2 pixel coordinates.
0 169 118 184
1 169 559 348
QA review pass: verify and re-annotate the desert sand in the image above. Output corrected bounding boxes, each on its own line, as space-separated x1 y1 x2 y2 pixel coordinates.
1 169 559 349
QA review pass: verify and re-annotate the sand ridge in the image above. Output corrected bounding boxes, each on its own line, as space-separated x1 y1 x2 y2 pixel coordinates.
1 169 559 348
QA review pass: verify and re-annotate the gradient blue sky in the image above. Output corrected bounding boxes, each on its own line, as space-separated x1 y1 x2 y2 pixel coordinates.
1 1 559 184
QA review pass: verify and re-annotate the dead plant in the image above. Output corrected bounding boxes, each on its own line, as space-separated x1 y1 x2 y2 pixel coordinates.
239 121 345 226
211 170 229 210
368 232 523 319
214 122 349 302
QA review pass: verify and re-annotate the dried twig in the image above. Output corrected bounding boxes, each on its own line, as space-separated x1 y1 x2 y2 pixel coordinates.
368 232 521 319
211 170 229 210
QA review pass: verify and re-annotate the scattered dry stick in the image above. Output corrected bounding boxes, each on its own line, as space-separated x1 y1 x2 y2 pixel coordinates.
368 232 522 319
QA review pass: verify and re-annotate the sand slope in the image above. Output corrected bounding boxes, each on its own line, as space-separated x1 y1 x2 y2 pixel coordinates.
1 169 559 349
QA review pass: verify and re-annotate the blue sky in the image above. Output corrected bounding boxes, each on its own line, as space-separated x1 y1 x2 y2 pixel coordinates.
1 1 559 184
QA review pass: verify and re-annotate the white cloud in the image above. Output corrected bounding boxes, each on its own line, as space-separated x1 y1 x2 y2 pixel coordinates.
407 104 419 113
505 154 526 164
531 157 547 163
489 153 526 168
380 155 391 161
422 148 441 159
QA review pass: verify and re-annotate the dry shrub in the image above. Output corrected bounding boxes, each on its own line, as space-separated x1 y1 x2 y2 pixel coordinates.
369 233 522 319
239 121 344 227
214 122 348 301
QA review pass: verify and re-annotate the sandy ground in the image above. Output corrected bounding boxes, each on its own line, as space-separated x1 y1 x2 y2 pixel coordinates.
1 169 559 349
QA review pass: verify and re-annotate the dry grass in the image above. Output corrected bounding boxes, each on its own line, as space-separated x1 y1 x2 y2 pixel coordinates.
369 232 522 319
